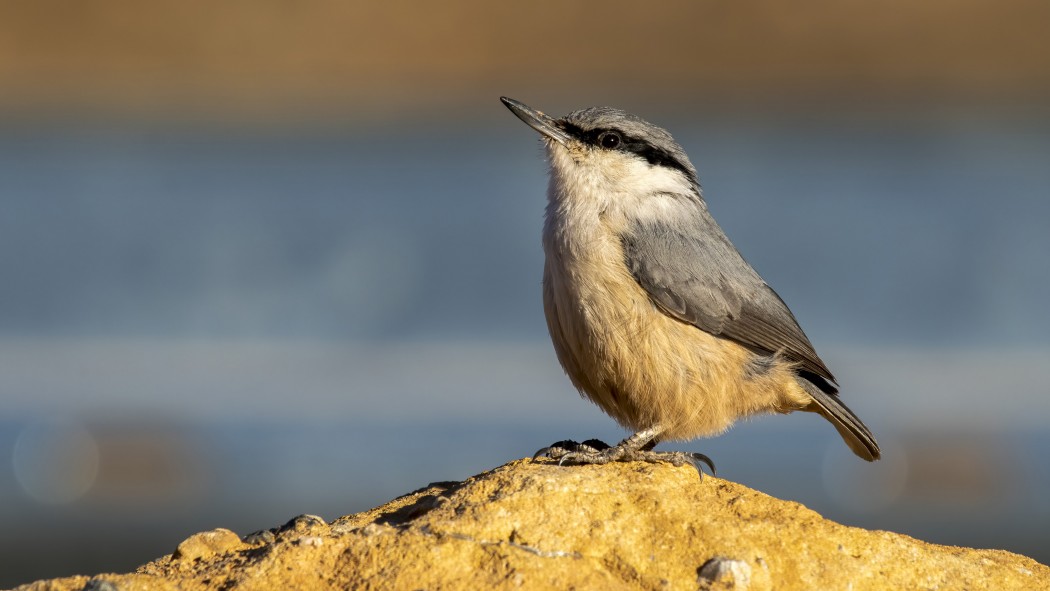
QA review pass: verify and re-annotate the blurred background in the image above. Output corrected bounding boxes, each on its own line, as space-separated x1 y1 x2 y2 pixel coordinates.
2 0 1049 585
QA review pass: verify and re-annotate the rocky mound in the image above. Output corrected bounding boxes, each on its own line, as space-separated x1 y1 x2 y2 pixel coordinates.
15 459 1048 590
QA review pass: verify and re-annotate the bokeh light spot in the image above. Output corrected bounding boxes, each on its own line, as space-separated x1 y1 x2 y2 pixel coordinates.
12 418 100 505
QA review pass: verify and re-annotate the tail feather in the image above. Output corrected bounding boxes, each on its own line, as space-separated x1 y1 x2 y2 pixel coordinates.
798 377 881 462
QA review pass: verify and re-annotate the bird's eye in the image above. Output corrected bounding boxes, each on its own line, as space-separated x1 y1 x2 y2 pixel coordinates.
598 132 622 149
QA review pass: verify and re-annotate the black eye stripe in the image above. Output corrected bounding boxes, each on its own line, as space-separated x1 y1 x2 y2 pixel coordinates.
555 122 698 184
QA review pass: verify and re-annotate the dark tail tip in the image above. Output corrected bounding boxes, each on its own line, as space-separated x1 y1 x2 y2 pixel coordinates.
800 380 881 461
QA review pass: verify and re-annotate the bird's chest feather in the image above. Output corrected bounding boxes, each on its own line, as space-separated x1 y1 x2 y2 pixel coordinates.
542 177 650 344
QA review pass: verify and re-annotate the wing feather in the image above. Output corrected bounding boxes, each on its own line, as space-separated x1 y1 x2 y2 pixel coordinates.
621 212 836 385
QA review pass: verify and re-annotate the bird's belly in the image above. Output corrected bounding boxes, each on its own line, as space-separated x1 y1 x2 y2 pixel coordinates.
542 247 798 441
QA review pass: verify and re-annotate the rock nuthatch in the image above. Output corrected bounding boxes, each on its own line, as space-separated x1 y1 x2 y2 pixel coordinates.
501 97 880 470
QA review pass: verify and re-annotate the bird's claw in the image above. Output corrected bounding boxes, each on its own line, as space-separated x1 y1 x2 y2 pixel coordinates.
688 452 716 477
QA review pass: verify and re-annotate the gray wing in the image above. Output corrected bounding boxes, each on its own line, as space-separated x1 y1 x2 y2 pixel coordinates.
621 210 836 385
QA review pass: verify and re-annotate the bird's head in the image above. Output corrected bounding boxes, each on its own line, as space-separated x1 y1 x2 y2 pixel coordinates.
501 97 700 207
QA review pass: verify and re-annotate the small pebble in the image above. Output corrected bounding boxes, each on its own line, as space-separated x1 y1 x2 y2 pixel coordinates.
242 529 276 546
698 556 752 590
173 528 244 562
360 523 392 537
82 579 119 591
277 514 329 539
296 536 324 547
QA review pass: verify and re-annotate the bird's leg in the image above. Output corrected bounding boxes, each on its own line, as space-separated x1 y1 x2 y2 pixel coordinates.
536 426 716 476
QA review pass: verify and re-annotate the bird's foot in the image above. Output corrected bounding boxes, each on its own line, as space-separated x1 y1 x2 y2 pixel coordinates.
533 438 611 459
534 437 715 477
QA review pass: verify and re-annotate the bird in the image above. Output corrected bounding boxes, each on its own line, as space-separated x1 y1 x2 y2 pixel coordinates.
500 97 880 472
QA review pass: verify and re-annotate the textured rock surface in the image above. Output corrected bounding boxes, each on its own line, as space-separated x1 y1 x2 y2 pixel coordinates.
14 459 1049 591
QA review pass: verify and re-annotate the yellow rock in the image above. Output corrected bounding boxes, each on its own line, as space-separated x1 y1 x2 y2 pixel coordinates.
173 528 246 563
14 459 1049 591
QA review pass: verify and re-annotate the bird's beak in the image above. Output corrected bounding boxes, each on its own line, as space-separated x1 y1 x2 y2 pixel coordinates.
500 97 571 146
